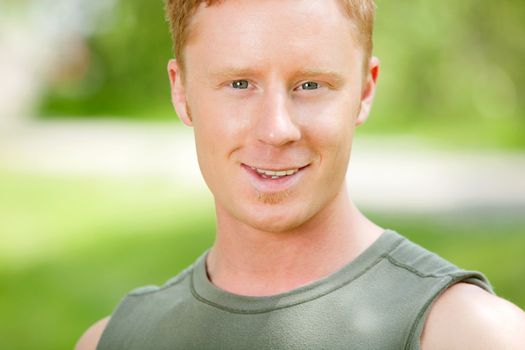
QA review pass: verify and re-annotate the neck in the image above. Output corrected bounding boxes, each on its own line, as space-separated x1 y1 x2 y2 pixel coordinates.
206 187 383 296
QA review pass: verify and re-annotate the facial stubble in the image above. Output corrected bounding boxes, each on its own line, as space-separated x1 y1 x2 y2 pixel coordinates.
256 189 291 205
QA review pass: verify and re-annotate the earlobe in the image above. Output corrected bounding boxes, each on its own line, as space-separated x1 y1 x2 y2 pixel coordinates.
356 56 380 126
168 59 193 126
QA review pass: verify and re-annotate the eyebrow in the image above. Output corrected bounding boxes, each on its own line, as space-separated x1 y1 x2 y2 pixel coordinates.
290 69 346 87
209 67 260 81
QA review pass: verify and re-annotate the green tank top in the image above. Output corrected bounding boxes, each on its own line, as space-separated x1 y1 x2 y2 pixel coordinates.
97 230 492 349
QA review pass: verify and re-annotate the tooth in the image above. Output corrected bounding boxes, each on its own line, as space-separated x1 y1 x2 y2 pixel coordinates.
253 167 300 177
271 176 279 179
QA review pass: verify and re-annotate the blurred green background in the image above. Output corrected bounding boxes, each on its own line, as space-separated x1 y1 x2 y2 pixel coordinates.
34 0 525 149
1 0 524 349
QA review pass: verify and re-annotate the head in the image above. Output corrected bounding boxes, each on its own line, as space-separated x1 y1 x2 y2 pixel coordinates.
166 0 379 233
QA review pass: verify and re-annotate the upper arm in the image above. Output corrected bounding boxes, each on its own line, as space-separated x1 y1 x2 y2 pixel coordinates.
75 317 111 350
421 283 525 350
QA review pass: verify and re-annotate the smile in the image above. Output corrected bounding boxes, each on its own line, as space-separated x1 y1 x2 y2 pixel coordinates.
241 163 309 193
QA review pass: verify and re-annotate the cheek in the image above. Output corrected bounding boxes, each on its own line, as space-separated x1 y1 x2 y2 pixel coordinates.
189 90 253 184
298 97 357 147
190 88 253 140
297 97 358 179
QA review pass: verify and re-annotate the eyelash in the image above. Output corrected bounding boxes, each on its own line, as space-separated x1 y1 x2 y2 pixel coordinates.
230 80 321 91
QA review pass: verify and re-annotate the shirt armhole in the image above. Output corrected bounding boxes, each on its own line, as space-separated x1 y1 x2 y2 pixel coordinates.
404 274 494 350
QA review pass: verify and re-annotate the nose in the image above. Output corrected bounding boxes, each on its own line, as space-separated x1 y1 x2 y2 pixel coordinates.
254 89 301 147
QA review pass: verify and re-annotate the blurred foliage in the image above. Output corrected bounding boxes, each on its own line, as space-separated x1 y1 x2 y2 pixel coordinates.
371 0 525 149
38 0 525 148
39 0 174 118
0 171 524 349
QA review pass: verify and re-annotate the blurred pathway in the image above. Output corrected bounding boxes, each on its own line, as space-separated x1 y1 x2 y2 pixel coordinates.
1 120 524 212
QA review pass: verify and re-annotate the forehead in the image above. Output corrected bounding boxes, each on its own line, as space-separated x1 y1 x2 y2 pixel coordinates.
184 0 362 75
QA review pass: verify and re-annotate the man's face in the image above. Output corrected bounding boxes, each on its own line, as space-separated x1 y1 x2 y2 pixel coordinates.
171 0 377 233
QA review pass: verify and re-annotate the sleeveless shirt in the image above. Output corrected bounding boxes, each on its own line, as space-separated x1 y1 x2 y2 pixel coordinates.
97 230 493 350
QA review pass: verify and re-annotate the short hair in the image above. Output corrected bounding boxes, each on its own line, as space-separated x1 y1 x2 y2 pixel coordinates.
165 0 375 74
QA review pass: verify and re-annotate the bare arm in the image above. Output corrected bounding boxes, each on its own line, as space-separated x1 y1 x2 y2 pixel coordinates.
421 283 525 349
75 317 110 350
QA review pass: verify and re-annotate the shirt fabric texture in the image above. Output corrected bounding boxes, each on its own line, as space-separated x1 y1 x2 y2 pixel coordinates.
97 230 493 350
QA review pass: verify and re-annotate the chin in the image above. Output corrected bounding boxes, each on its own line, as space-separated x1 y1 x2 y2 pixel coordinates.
242 204 312 234
248 218 301 234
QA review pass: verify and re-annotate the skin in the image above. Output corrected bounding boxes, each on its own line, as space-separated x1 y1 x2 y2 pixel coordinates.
76 0 525 348
421 283 525 349
75 317 109 350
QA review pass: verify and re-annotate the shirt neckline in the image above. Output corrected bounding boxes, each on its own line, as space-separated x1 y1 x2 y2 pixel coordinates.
190 229 403 314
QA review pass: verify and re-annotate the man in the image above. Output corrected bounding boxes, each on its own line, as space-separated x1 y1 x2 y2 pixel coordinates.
77 0 525 349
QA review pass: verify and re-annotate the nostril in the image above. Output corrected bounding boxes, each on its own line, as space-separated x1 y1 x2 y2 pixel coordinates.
257 126 301 147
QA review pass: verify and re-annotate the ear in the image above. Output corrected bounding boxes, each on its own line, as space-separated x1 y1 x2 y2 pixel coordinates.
168 59 193 126
356 56 380 126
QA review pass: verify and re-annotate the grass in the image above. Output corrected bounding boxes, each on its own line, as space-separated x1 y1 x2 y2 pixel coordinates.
0 171 524 349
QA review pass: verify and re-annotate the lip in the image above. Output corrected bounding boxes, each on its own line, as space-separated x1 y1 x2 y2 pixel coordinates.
241 163 309 193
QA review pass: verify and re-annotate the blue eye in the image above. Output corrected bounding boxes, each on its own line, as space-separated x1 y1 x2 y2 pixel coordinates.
301 82 319 90
232 80 249 89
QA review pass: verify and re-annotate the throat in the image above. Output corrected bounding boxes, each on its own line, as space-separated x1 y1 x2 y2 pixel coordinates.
205 230 366 297
206 251 328 296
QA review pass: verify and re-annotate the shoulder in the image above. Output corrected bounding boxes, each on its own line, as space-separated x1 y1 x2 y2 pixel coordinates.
73 264 197 349
421 283 525 350
75 316 111 350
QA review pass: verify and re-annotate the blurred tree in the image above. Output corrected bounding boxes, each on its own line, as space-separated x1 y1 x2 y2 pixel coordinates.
39 0 173 119
38 0 525 147
371 0 525 147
